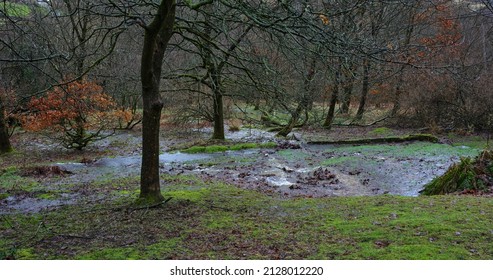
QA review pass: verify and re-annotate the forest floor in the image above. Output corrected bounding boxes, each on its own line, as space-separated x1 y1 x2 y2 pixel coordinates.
1 125 493 259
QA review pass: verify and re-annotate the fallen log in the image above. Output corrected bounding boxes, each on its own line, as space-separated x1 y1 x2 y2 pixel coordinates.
307 134 439 145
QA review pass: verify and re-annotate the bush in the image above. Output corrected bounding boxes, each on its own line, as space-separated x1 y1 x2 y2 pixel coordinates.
23 80 117 150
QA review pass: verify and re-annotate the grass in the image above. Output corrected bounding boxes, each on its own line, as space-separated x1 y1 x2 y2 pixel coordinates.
2 129 492 260
1 173 493 260
181 142 277 154
0 167 42 193
0 2 31 17
322 156 361 167
449 135 491 150
323 142 481 159
369 127 394 136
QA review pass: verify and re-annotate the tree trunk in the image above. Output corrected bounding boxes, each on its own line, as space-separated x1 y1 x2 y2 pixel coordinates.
391 85 401 117
0 97 12 154
323 64 341 129
391 8 414 117
356 60 370 120
277 104 302 137
139 0 176 204
340 70 354 114
212 87 225 140
278 57 317 137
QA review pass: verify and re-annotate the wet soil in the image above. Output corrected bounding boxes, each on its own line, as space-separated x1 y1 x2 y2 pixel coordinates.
0 126 484 213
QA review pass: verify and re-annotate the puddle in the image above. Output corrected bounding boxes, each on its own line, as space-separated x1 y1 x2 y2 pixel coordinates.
0 194 79 214
3 141 481 215
55 142 480 198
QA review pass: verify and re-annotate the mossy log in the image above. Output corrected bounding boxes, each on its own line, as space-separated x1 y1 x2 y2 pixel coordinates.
420 150 493 195
307 134 439 145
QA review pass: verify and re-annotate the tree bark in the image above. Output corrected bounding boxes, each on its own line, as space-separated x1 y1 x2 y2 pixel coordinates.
212 86 225 140
340 68 354 114
139 0 176 204
391 85 402 117
323 64 341 129
356 60 370 120
0 97 12 154
277 104 302 137
277 57 317 137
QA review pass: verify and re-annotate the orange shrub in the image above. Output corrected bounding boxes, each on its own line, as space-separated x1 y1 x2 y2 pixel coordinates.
23 80 117 150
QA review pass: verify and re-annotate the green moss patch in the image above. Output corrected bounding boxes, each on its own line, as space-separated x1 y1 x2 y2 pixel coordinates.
369 127 394 136
2 173 493 260
324 142 480 159
421 150 493 195
0 2 31 17
0 167 42 192
181 142 276 154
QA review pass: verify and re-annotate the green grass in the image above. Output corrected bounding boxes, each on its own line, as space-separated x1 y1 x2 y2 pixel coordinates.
369 127 394 136
451 137 490 150
0 2 31 17
277 149 311 160
322 156 360 166
181 142 277 154
324 142 481 159
0 167 42 193
1 174 493 260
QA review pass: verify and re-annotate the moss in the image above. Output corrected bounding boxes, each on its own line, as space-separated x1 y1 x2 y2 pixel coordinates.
421 150 493 195
322 156 360 166
2 173 493 260
181 142 276 154
0 193 9 200
133 193 166 206
0 2 31 17
278 149 311 160
447 134 490 149
144 238 182 259
15 248 36 260
164 188 211 203
36 193 58 200
113 189 140 196
322 142 480 159
77 247 140 260
0 167 42 192
204 212 235 229
369 127 394 136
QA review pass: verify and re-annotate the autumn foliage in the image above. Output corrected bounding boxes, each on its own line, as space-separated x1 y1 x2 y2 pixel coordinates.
23 80 117 150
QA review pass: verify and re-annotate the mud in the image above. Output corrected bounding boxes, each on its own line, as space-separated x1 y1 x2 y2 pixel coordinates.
1 128 483 213
0 194 79 214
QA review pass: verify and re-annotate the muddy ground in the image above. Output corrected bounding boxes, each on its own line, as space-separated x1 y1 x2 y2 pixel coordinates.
0 126 485 214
